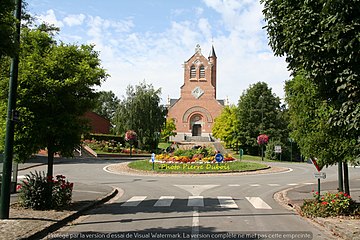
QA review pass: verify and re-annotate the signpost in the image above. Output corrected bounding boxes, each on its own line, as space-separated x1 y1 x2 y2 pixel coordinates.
311 158 325 201
215 153 224 163
275 145 282 161
151 153 155 170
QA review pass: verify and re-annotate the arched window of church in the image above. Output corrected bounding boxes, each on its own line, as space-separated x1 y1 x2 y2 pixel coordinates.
190 65 196 79
199 65 205 79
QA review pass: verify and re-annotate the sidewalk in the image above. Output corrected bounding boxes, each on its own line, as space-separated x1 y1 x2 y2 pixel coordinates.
277 181 360 240
1 182 118 240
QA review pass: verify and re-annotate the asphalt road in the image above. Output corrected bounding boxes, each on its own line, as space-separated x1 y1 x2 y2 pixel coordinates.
18 159 359 240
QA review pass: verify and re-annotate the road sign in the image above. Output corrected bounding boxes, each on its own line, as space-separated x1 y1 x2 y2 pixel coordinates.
151 153 155 162
215 153 224 163
275 146 282 153
311 158 323 172
314 172 326 179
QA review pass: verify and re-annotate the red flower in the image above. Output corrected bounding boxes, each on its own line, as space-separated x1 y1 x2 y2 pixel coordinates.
257 134 269 145
321 201 328 205
125 130 137 141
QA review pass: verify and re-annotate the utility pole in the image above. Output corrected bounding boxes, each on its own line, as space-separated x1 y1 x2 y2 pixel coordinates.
0 0 22 219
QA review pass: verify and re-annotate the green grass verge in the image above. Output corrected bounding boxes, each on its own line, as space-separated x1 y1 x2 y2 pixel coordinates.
128 160 268 173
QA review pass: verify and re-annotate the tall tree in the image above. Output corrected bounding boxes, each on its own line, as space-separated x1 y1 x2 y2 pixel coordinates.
236 82 286 155
0 26 107 176
92 90 120 121
212 105 238 148
261 0 360 132
113 82 167 150
0 0 16 59
262 0 360 191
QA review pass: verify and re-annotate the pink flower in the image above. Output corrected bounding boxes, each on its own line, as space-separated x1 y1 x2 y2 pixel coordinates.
257 134 269 145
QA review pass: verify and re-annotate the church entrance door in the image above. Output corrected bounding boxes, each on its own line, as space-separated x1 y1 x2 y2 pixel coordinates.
192 124 202 136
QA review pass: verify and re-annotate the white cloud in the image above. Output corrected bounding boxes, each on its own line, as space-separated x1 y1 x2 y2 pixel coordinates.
38 9 64 28
63 14 86 27
31 1 290 105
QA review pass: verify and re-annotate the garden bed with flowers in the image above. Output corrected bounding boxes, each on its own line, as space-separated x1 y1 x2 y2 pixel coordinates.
128 159 269 173
127 145 269 173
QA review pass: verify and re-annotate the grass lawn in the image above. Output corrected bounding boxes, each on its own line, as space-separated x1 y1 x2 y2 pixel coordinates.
128 160 268 173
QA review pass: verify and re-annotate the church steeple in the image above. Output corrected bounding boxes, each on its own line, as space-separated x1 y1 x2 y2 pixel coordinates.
209 45 217 58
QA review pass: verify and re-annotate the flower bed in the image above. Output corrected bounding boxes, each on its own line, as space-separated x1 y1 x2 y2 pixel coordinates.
154 146 235 163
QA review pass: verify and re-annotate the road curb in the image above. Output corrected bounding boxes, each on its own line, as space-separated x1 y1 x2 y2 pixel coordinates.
23 188 119 240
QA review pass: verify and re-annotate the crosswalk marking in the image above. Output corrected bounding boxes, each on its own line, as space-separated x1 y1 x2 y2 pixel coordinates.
303 183 315 185
188 196 204 207
120 196 272 210
246 197 272 209
268 184 280 187
218 196 238 209
287 183 299 186
121 196 147 206
154 196 174 207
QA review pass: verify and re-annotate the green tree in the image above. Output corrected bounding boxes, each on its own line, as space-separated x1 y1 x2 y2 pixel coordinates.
0 26 107 176
0 0 16 59
262 0 359 192
285 72 358 192
261 0 360 132
161 118 176 143
93 90 120 121
113 82 167 150
236 82 287 155
212 105 238 148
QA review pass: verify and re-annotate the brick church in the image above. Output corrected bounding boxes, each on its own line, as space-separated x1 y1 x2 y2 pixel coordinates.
167 44 225 141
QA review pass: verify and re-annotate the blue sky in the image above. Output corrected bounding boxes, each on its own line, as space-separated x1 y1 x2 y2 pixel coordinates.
27 0 290 104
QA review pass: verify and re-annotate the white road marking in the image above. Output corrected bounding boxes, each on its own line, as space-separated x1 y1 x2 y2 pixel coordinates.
192 207 199 240
154 196 174 207
218 196 238 209
188 196 204 207
121 196 147 207
268 184 280 187
303 183 315 185
246 197 272 209
250 184 260 187
287 183 299 186
174 185 218 196
228 184 240 187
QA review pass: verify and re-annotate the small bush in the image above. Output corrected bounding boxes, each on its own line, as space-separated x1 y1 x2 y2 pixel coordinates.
301 191 360 218
18 171 73 210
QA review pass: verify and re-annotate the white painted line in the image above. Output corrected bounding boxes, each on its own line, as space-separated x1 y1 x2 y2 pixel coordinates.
191 207 199 240
303 183 315 185
154 196 174 207
175 185 218 196
218 196 238 209
287 183 299 186
188 196 204 207
121 196 147 207
250 184 260 187
228 184 240 187
268 184 280 187
246 197 272 209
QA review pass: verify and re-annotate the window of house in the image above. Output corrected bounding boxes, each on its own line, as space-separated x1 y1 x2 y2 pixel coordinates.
199 65 205 79
190 65 196 79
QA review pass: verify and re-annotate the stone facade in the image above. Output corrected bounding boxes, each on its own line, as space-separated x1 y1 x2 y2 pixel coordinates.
167 45 224 141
